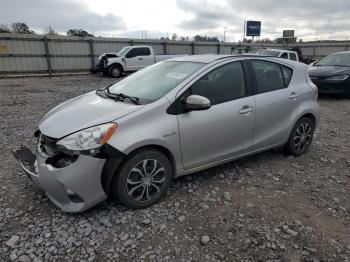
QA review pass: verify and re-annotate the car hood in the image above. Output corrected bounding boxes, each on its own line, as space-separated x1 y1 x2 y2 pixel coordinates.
39 91 142 138
308 65 350 78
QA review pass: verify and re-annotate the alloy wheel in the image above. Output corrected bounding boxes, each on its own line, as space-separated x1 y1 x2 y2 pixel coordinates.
126 159 166 202
293 122 312 153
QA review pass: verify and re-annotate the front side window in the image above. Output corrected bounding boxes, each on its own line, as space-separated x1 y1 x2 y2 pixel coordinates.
280 53 288 59
251 60 286 93
108 61 204 103
189 62 246 105
126 47 151 58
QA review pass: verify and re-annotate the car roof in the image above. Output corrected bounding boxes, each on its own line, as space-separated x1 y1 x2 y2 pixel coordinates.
167 54 297 64
167 54 268 64
329 51 350 55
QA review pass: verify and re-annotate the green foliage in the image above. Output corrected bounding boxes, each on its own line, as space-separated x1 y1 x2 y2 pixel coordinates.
11 22 35 34
67 29 93 37
193 35 219 42
0 24 11 33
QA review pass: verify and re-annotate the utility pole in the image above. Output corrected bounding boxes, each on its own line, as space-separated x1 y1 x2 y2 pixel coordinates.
223 27 227 42
243 20 246 41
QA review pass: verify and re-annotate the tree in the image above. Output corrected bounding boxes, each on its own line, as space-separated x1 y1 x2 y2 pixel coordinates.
194 35 219 42
0 24 11 33
171 34 178 41
11 22 35 34
67 29 93 37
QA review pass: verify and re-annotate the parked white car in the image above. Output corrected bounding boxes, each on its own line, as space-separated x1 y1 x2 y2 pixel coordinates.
93 46 186 77
257 49 299 62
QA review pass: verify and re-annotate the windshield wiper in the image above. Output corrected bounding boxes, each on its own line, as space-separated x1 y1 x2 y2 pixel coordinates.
105 86 140 105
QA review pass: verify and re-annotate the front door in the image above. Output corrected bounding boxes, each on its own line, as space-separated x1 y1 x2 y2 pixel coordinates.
125 47 152 71
177 61 255 170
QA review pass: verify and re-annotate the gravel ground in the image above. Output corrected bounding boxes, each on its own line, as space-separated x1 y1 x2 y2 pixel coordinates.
0 74 349 262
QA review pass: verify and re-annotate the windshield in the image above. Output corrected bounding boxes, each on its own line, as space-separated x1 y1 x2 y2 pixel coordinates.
108 61 204 103
117 47 131 56
258 50 281 57
316 52 350 67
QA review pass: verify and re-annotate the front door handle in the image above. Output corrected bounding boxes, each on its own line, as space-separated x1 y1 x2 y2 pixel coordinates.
289 92 298 100
239 105 253 114
138 57 143 60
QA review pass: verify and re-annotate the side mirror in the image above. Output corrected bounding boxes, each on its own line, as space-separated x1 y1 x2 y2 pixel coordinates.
185 95 211 111
125 53 134 58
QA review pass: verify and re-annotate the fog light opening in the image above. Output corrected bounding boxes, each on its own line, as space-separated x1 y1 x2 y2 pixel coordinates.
65 188 84 203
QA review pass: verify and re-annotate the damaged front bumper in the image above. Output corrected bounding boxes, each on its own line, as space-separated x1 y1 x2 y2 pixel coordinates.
13 143 107 213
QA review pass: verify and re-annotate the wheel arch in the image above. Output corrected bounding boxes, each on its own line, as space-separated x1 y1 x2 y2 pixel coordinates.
101 143 177 198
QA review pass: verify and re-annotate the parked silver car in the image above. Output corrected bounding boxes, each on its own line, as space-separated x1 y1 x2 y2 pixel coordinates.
14 55 320 212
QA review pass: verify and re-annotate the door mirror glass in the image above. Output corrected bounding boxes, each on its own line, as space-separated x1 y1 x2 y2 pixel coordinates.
185 95 211 111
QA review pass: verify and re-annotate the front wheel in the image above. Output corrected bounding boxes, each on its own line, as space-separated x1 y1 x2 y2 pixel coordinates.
285 117 315 156
113 149 172 209
108 65 122 78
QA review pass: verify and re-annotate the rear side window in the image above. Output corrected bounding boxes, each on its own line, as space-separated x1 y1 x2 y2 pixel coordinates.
289 53 297 61
251 60 286 94
190 62 246 105
138 47 151 56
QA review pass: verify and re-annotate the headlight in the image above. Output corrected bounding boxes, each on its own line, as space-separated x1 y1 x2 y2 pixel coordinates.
56 123 117 151
326 75 349 81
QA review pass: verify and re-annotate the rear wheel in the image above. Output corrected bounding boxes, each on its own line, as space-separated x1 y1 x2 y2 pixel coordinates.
108 65 122 78
113 149 172 209
285 117 315 156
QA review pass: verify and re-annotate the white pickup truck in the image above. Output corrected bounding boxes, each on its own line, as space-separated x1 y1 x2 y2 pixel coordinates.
257 48 299 62
93 46 187 77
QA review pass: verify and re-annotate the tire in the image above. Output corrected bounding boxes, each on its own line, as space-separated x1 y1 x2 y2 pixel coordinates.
112 149 172 209
108 64 122 78
285 117 315 156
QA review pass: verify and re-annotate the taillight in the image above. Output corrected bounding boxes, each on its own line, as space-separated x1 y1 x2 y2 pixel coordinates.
306 73 318 97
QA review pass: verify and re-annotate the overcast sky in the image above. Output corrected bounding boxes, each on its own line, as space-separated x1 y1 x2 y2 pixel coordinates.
1 0 350 41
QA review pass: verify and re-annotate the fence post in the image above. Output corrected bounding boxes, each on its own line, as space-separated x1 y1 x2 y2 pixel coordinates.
163 41 167 55
312 45 317 59
217 43 221 54
191 42 195 55
43 36 52 75
89 39 95 69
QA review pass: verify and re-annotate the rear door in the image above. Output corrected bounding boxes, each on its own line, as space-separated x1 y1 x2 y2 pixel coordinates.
176 60 255 170
248 59 298 151
125 47 153 71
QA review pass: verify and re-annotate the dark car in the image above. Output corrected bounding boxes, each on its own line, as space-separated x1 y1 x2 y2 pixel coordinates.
308 51 350 97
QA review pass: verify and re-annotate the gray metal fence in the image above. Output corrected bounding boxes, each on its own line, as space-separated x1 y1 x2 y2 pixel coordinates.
0 33 350 75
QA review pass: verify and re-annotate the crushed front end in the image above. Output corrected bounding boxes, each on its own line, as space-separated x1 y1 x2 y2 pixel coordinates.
13 132 108 213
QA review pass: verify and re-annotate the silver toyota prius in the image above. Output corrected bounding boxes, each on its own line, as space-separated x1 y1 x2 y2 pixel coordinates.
14 55 320 212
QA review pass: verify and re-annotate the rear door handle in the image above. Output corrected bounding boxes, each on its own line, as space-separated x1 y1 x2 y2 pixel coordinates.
289 92 298 100
138 57 143 60
239 105 253 114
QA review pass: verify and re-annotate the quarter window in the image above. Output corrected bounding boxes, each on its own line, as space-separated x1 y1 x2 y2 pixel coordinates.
251 60 286 93
281 65 293 86
190 62 246 105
